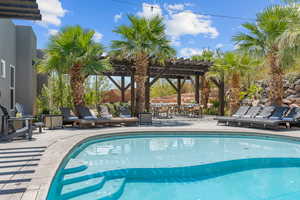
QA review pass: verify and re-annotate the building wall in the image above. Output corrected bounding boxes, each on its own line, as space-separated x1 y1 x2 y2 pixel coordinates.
0 19 37 117
15 26 37 114
0 19 16 114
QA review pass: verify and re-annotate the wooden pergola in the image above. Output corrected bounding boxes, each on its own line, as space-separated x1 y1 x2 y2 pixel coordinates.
103 58 212 113
0 0 41 20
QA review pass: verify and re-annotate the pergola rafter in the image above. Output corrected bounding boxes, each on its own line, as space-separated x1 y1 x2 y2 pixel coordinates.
101 57 213 113
0 0 42 20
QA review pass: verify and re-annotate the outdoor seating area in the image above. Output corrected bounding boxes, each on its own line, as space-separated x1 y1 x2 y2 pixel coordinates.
3 1 300 200
151 103 203 119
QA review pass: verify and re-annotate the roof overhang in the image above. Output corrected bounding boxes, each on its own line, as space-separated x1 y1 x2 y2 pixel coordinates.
0 0 41 20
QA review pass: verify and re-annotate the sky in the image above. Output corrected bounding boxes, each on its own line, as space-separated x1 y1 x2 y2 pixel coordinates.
13 0 283 58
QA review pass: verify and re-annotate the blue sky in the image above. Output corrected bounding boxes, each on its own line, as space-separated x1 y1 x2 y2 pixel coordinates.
14 0 282 57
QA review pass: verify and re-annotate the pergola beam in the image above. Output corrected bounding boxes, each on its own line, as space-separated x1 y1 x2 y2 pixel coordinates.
0 0 42 20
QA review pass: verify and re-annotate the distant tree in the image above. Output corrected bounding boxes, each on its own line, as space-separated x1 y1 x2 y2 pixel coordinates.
111 15 176 114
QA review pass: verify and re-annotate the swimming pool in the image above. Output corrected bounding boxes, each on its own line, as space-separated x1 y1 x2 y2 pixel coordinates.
47 133 300 200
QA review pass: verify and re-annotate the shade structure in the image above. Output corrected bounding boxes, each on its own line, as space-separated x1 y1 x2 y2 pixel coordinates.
0 0 41 20
104 57 212 79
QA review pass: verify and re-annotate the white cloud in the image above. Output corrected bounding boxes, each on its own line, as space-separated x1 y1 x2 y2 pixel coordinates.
37 0 67 26
93 31 103 42
166 11 219 39
48 29 59 36
114 13 122 23
167 4 186 11
137 3 162 19
170 36 181 47
180 48 203 58
216 43 224 48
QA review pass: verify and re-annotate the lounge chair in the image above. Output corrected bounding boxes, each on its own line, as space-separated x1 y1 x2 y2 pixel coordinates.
231 106 262 125
75 106 114 128
0 104 33 141
236 106 276 126
97 105 113 119
119 106 132 118
214 106 250 125
60 107 79 126
254 107 298 129
98 105 138 126
77 106 138 128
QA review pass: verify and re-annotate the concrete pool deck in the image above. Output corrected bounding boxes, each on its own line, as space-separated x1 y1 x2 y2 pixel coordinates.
1 117 300 200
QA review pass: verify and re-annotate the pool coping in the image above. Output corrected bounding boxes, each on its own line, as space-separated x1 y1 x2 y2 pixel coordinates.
30 127 300 200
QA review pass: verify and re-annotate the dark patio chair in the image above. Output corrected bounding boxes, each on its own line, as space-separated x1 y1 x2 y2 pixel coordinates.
255 107 299 129
16 102 44 133
60 108 79 126
75 106 114 128
214 106 250 125
119 106 132 118
0 104 33 141
237 106 276 126
231 106 262 125
252 107 295 128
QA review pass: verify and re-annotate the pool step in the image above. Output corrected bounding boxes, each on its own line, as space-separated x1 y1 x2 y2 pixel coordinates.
60 176 105 200
71 178 126 200
63 159 87 175
63 169 93 184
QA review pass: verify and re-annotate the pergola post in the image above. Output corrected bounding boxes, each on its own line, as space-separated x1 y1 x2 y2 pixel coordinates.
130 73 135 116
121 76 125 102
177 78 182 106
195 74 200 104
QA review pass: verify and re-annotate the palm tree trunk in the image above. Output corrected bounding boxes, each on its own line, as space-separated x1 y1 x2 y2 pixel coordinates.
70 64 86 112
134 53 149 114
201 76 211 109
58 73 63 107
229 72 240 115
267 51 283 106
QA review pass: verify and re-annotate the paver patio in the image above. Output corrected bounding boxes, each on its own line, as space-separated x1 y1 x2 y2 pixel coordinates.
1 117 300 200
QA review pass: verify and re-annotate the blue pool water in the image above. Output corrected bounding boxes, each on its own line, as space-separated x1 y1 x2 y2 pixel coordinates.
47 133 300 200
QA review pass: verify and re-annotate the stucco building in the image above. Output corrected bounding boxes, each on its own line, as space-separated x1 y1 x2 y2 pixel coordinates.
0 19 37 115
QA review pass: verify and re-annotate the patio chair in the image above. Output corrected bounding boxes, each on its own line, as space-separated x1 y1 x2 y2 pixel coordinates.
254 107 298 129
0 104 33 141
252 107 290 128
97 105 113 119
100 105 138 125
233 106 262 125
60 107 79 126
214 106 250 125
119 106 132 118
237 106 276 126
16 102 44 133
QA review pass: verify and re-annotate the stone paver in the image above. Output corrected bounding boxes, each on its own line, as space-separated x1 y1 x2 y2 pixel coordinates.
1 117 300 200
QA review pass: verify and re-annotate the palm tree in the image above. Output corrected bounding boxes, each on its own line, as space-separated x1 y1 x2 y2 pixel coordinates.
217 52 258 114
233 5 299 106
42 26 110 111
111 15 176 114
